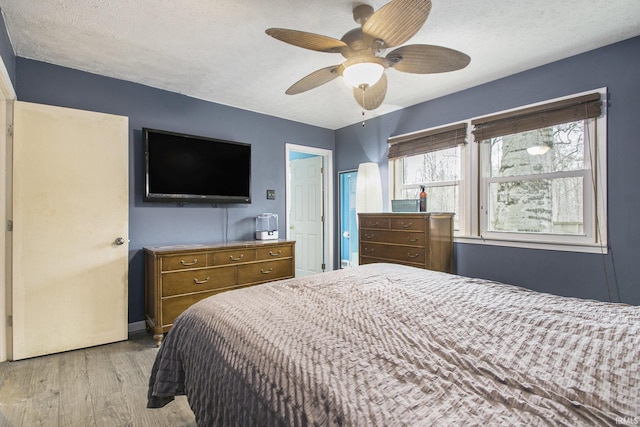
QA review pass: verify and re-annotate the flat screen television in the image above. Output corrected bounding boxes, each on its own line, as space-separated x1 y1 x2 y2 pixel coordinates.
143 128 251 203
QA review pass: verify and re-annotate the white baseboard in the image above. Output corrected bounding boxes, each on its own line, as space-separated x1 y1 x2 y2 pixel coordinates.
128 321 147 333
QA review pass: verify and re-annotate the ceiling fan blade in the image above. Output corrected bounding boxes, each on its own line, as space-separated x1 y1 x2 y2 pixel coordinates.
354 73 388 110
286 65 343 95
362 0 432 48
387 44 470 73
266 28 348 53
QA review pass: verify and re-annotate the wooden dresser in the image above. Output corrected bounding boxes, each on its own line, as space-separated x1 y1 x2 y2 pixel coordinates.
358 213 454 273
145 240 295 345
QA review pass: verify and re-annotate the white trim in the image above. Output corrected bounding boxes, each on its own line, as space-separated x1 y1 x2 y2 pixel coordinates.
455 236 608 254
0 52 15 363
284 143 334 272
465 127 478 237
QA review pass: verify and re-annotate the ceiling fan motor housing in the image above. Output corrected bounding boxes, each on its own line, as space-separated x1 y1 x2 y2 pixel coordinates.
341 28 384 58
353 4 375 25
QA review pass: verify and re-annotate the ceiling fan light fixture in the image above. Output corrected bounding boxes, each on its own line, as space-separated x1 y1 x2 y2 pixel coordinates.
342 62 384 88
526 145 551 155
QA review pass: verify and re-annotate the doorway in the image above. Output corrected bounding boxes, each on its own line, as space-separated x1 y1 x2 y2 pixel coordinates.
339 170 359 268
285 144 333 277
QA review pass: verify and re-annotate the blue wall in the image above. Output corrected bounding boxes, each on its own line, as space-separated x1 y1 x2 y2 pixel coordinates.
15 58 335 323
6 22 639 325
336 36 640 305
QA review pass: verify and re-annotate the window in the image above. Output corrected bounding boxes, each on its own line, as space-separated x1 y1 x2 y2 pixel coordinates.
391 146 462 229
388 90 607 252
480 120 595 242
388 123 466 231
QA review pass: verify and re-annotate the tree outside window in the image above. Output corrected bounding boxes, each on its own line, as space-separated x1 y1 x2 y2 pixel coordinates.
485 120 590 236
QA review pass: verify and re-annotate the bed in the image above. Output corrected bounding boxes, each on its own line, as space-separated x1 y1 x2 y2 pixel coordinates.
148 263 639 426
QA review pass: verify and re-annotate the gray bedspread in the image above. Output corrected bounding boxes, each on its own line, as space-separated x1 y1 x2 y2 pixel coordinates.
148 263 640 426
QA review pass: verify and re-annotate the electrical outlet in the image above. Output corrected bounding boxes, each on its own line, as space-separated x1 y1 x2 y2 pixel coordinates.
266 189 276 200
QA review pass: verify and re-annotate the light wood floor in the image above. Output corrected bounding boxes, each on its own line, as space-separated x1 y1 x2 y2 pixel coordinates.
0 331 196 427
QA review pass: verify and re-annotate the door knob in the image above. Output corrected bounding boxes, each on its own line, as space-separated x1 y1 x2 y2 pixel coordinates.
114 237 126 245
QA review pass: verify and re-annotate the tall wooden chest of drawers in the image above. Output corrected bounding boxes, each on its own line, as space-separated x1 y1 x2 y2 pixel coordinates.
358 213 454 273
145 240 295 345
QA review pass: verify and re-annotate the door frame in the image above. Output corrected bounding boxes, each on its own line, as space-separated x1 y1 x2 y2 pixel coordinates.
0 57 16 362
285 143 334 272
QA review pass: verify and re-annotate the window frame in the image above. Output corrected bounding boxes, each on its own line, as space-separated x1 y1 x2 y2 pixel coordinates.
388 88 608 254
388 123 468 234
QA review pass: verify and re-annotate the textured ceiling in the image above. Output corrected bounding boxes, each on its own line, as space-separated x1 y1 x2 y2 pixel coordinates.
1 0 639 130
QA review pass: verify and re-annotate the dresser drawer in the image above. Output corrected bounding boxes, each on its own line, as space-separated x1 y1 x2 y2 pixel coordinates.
357 213 453 275
390 217 426 231
162 266 237 297
359 256 424 268
257 245 292 260
145 240 296 346
162 290 221 327
162 252 207 271
360 229 425 246
237 259 292 284
360 242 425 264
212 248 257 265
359 217 390 229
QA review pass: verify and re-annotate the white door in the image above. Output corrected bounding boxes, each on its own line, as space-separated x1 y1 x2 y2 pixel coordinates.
289 156 324 277
11 101 129 360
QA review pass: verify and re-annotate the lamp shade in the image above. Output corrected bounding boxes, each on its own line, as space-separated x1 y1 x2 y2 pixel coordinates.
355 162 383 214
343 63 384 88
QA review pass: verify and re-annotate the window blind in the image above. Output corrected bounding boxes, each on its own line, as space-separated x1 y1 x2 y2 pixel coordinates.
387 122 467 160
471 92 602 141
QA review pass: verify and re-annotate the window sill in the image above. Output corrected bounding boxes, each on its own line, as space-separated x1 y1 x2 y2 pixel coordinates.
454 235 608 254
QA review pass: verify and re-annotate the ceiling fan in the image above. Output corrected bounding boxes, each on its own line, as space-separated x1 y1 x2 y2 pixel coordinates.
266 0 470 112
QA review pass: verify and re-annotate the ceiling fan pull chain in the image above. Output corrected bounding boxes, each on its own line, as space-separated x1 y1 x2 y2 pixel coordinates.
361 85 366 127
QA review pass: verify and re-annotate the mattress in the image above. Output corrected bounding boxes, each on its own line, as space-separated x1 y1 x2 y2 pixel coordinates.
148 263 640 426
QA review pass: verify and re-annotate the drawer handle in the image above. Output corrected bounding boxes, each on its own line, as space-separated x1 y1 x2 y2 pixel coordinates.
269 250 282 256
180 258 198 266
193 276 210 284
407 237 419 243
368 221 380 226
407 252 419 258
400 222 413 228
261 268 273 274
364 233 375 239
229 254 244 261
364 247 375 253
